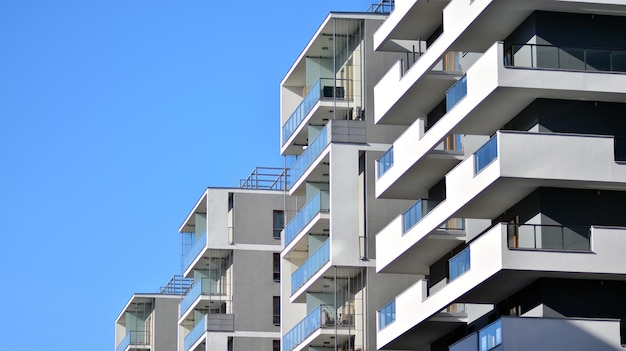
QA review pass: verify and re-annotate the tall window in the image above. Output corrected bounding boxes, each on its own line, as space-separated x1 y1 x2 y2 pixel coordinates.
273 210 284 239
272 340 280 351
273 296 280 325
273 253 280 282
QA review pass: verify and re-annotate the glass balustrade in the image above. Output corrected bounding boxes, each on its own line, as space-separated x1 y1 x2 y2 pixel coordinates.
184 316 207 351
474 136 498 173
403 199 441 233
284 191 330 247
183 231 206 271
377 147 394 178
116 331 150 351
478 319 503 351
505 43 626 73
180 278 228 317
288 127 329 187
291 239 330 295
283 304 336 351
507 224 591 251
449 247 470 281
378 300 396 330
446 75 467 111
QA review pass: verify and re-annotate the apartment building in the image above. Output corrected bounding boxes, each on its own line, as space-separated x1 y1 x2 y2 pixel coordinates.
372 0 626 350
115 275 192 351
278 5 419 351
178 168 298 351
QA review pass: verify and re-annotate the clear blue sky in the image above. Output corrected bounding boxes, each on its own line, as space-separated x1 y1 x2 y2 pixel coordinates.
0 1 376 349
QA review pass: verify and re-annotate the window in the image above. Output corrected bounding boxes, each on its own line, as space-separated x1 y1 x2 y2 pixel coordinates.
273 253 280 282
273 296 280 325
272 340 280 351
273 210 284 239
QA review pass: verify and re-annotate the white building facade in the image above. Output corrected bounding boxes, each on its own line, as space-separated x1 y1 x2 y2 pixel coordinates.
372 1 626 350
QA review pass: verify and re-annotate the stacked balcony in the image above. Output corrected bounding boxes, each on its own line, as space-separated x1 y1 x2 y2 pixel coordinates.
291 239 330 295
283 304 355 351
377 224 626 349
116 331 150 351
283 191 330 250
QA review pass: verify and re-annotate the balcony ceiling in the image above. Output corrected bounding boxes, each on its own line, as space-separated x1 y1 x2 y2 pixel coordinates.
380 315 466 350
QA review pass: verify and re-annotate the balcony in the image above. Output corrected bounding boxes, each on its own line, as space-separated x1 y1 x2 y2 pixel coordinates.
450 317 623 351
377 131 626 274
448 247 470 281
116 331 150 351
184 317 206 351
180 278 229 319
288 126 329 188
445 75 467 111
506 43 626 73
291 239 330 295
283 191 330 249
281 78 354 151
377 224 626 349
283 304 354 351
403 199 441 233
183 231 206 273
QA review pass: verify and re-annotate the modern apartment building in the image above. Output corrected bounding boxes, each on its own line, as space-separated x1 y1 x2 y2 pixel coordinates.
115 275 192 351
372 0 626 350
178 168 298 351
278 5 419 351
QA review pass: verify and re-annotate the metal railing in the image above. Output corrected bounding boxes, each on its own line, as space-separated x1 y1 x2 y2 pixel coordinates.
287 126 329 188
378 300 396 330
505 43 626 73
238 167 288 190
284 191 330 247
377 146 394 178
507 224 591 251
160 275 193 295
282 78 351 146
283 304 337 351
403 199 441 233
184 316 206 351
474 135 497 173
291 239 330 295
183 231 206 272
367 0 394 13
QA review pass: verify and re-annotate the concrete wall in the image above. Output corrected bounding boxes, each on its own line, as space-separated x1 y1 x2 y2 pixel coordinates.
153 297 180 351
233 191 287 246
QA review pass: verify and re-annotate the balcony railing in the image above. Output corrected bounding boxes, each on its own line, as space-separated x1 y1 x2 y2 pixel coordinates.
116 331 150 351
367 0 394 13
288 126 329 187
507 224 591 251
282 78 350 146
403 199 441 233
449 247 470 281
474 135 497 173
505 43 626 73
378 300 396 330
478 319 503 351
183 231 206 271
283 304 337 351
180 278 228 317
284 191 330 247
377 146 394 178
184 316 206 351
291 239 330 295
440 218 465 231
445 74 467 111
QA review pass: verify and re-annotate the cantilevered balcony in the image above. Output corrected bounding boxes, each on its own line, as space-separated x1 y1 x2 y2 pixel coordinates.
377 224 626 349
116 331 150 351
291 239 330 295
283 304 354 351
377 131 626 273
180 278 230 319
450 316 623 351
281 78 355 155
183 231 206 274
287 119 366 195
283 191 330 252
374 0 626 125
184 313 235 351
376 41 626 199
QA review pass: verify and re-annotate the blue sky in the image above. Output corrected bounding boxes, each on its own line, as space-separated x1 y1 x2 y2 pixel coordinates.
0 1 376 349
